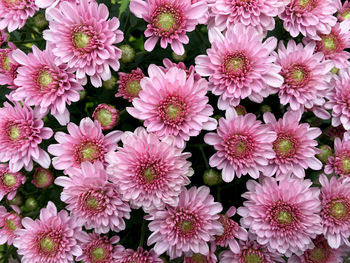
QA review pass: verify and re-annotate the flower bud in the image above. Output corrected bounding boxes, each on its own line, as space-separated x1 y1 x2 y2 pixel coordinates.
92 104 119 130
25 197 38 211
102 75 117 90
316 145 333 163
203 169 222 186
120 44 135 63
32 168 54 188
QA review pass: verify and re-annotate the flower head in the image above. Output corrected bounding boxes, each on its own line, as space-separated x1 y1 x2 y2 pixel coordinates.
0 205 21 245
92 104 119 130
116 68 144 101
0 43 19 89
336 0 350 22
32 167 54 188
114 246 163 263
325 134 350 177
0 164 25 201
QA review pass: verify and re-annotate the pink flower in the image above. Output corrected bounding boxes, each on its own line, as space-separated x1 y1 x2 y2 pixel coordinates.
13 201 83 263
288 235 347 263
273 40 333 113
127 65 217 148
116 68 144 101
279 0 337 40
11 46 83 125
43 0 123 87
106 127 193 212
336 0 350 22
0 101 53 172
263 111 322 179
319 174 350 248
0 205 22 245
237 177 322 257
0 43 19 89
48 117 122 171
204 109 276 182
325 68 350 130
76 232 121 263
114 246 163 263
0 30 8 47
325 134 350 177
32 167 54 188
55 162 131 234
195 24 283 110
92 104 119 130
129 0 207 55
0 0 38 32
0 164 25 201
147 186 223 259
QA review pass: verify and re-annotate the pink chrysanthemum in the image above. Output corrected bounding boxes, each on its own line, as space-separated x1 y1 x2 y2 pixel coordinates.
0 0 38 32
195 24 283 110
273 40 333 113
127 65 217 148
279 0 337 40
215 206 248 253
237 177 322 256
325 68 350 130
220 240 284 263
11 46 83 125
336 0 350 22
0 101 53 172
0 43 19 89
147 186 223 259
92 104 119 130
116 68 145 101
43 0 123 87
114 246 163 263
76 232 120 263
288 235 347 263
319 174 350 248
55 162 131 233
263 111 322 179
0 205 21 245
106 127 193 212
204 109 276 182
0 30 8 47
32 167 54 188
48 117 122 171
325 134 350 177
184 242 217 263
13 201 83 263
0 164 25 201
130 0 207 55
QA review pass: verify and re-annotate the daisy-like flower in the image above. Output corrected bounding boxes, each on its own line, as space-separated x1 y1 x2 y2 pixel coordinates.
279 0 337 40
114 246 163 263
0 101 53 172
336 0 350 22
325 133 350 177
127 65 217 148
129 0 207 55
319 174 350 248
11 46 83 125
0 164 25 201
263 111 322 179
116 68 144 101
204 108 276 182
76 232 120 263
106 127 193 212
195 24 283 110
48 117 122 171
0 205 21 245
273 40 333 113
288 235 347 263
325 68 350 130
0 43 19 89
147 186 223 259
55 162 131 233
32 167 54 188
0 0 38 32
43 0 123 87
220 240 284 263
92 104 119 130
237 177 322 256
13 201 83 263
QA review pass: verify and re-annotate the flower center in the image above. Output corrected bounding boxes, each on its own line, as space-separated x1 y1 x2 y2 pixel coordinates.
3 55 11 71
298 0 309 7
96 109 113 127
341 157 350 174
152 6 181 35
3 173 16 187
156 12 175 31
40 237 55 253
38 70 53 86
225 134 253 161
8 125 20 140
158 95 187 126
277 210 293 224
223 52 250 77
166 104 181 119
87 197 99 210
329 201 348 220
245 253 262 263
273 133 297 159
92 247 105 260
143 166 156 183
342 11 350 19
80 143 101 163
271 202 297 228
126 80 141 96
322 36 336 51
291 68 305 82
181 220 193 232
6 219 17 231
309 247 325 262
74 31 90 49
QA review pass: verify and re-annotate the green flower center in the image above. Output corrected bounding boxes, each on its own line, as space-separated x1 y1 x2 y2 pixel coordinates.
3 173 16 187
278 139 292 154
235 140 247 155
8 125 20 140
35 171 49 187
342 11 350 19
181 220 193 232
166 104 182 119
143 167 156 183
74 31 90 49
92 247 105 260
341 157 350 173
40 237 55 253
87 197 99 210
38 71 53 86
127 80 141 96
298 0 310 7
292 68 305 82
277 210 293 224
245 253 262 263
330 67 339 74
3 55 11 71
6 219 17 231
322 36 336 51
81 144 100 162
226 57 245 73
309 247 325 262
96 109 113 127
156 12 175 31
329 201 348 220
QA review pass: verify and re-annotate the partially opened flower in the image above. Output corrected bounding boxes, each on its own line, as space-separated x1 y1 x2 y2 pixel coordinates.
204 109 276 182
114 246 163 263
32 167 54 188
130 0 207 55
0 44 19 89
13 201 83 263
92 104 119 130
195 24 283 110
127 65 217 148
48 117 122 171
325 134 350 177
237 177 322 256
336 0 350 22
147 186 223 259
0 205 22 245
116 68 144 101
0 164 25 201
0 101 53 172
43 0 123 87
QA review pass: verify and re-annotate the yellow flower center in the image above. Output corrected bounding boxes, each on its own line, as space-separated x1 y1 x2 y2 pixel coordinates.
3 173 16 187
8 125 20 140
3 55 11 71
127 80 141 96
329 201 348 220
245 253 262 263
322 36 336 51
226 57 245 73
6 219 17 231
87 197 99 210
342 157 350 173
38 71 53 86
143 167 156 183
74 31 90 49
342 11 350 19
166 104 181 119
157 13 175 31
181 220 193 232
96 109 113 127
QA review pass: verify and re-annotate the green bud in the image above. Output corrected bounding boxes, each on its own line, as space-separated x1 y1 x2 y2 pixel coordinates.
120 44 135 63
25 197 38 211
102 75 117 90
33 13 49 30
203 169 222 186
79 90 87 100
316 145 333 163
172 51 187 62
260 104 272 113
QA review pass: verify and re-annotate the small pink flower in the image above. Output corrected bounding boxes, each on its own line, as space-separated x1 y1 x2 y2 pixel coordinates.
0 205 22 245
237 177 322 256
263 111 322 179
325 134 350 177
195 24 283 110
336 0 350 22
32 167 54 188
48 117 122 171
114 246 163 263
43 0 123 87
116 68 144 101
0 164 25 201
147 186 223 259
0 43 19 89
204 109 276 182
13 201 83 263
127 65 217 148
92 104 119 130
0 101 53 172
130 0 207 55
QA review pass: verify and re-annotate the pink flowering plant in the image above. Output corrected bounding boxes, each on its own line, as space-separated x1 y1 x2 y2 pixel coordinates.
0 0 350 262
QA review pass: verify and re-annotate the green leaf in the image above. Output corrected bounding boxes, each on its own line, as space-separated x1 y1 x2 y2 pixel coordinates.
118 0 130 18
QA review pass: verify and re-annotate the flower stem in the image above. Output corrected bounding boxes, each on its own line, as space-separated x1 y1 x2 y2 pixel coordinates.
13 38 44 44
139 218 147 247
199 146 210 170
